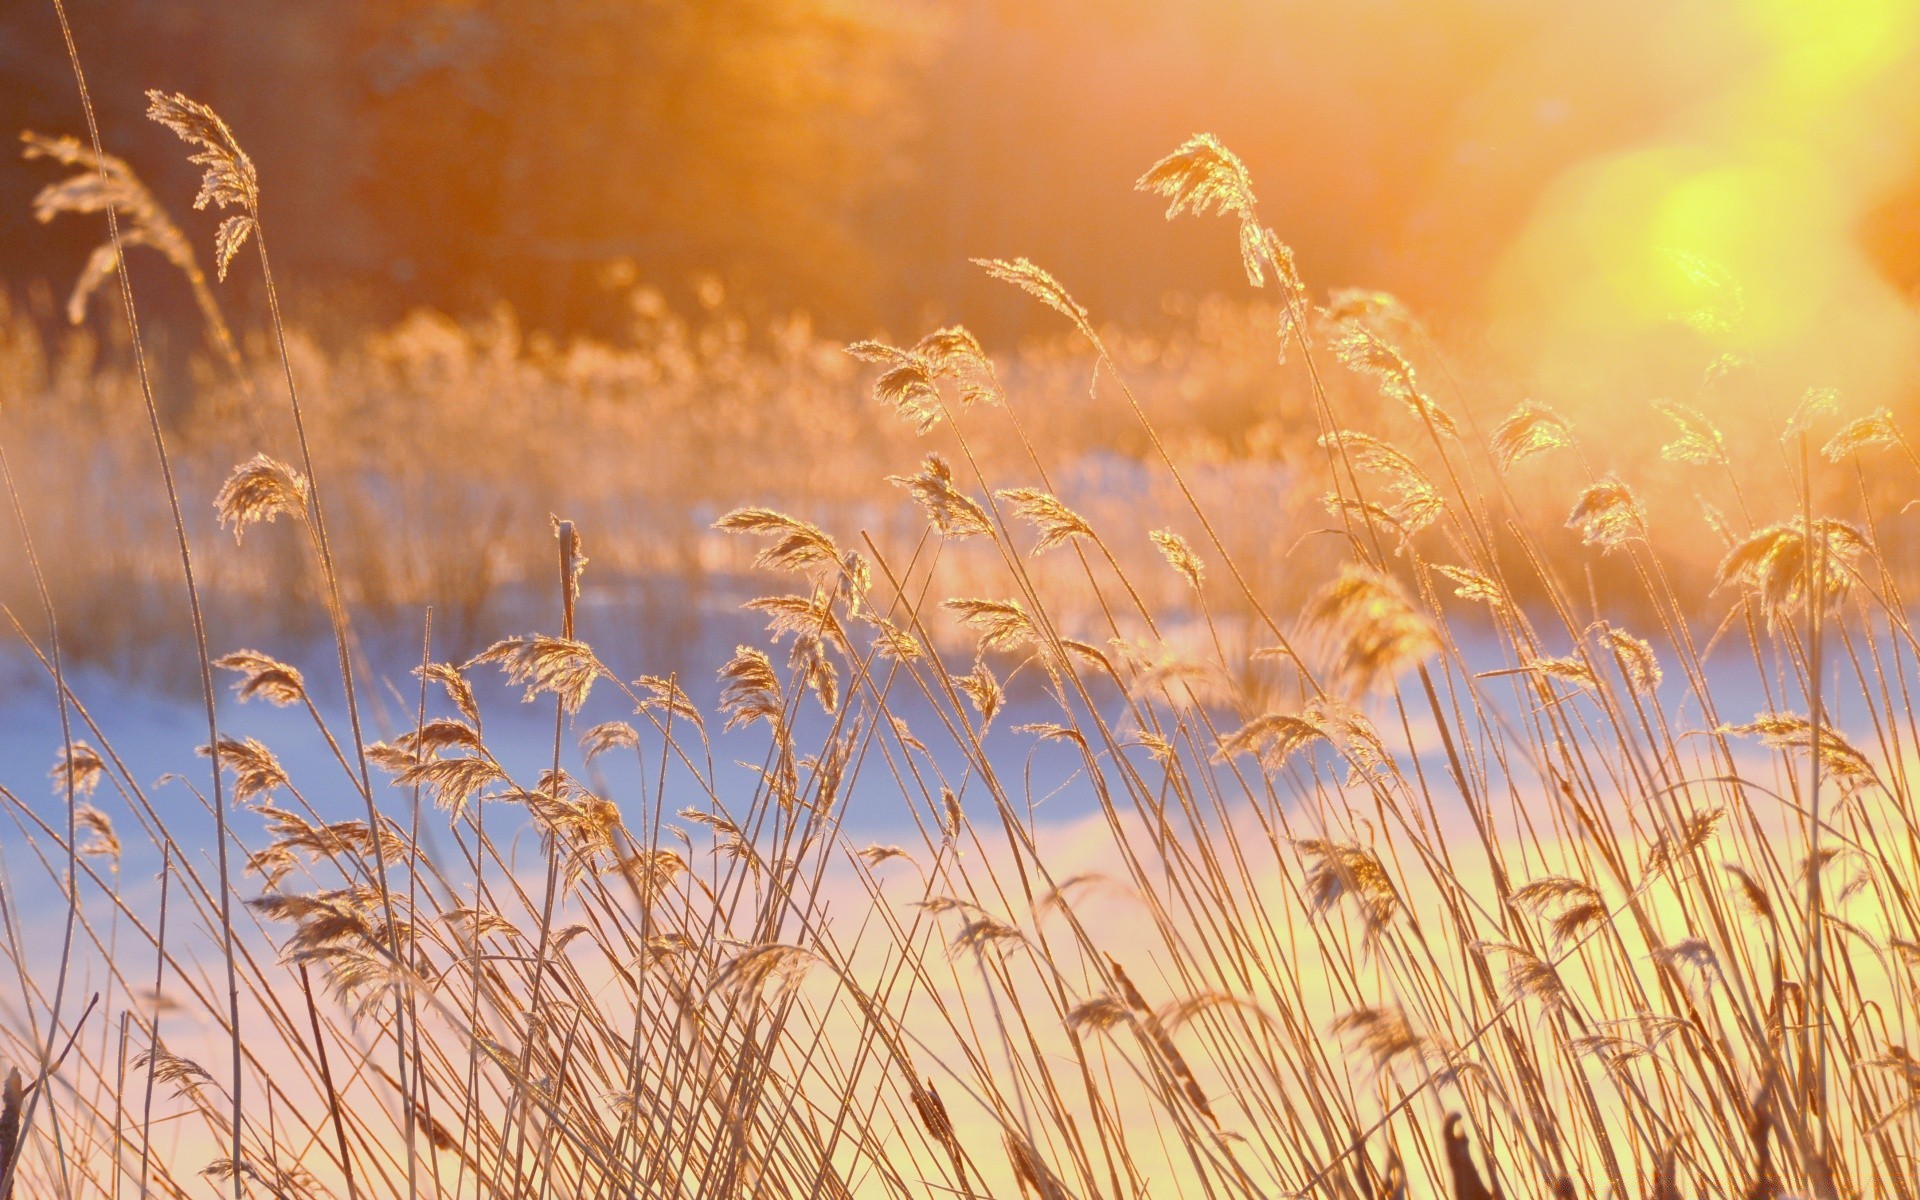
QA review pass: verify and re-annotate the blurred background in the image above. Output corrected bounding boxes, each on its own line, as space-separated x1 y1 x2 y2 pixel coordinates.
5 0 1917 355
5 0 1920 676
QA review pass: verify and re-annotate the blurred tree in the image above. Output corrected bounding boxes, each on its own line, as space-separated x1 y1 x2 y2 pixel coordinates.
352 0 929 330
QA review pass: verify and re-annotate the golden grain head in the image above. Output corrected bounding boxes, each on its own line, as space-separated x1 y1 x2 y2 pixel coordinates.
1327 325 1457 436
214 649 307 706
1431 563 1507 609
1822 408 1901 461
48 740 105 799
197 735 288 805
714 506 842 574
1720 712 1877 787
956 658 1005 728
1136 133 1256 222
145 89 258 277
416 662 481 725
470 634 603 713
971 257 1095 340
717 644 783 732
1715 516 1872 632
74 804 120 864
1330 1005 1427 1075
579 720 639 761
1595 623 1662 693
943 596 1035 654
1296 838 1399 933
1215 712 1324 771
1306 564 1439 693
1565 476 1645 550
213 454 310 543
394 754 505 815
997 487 1092 555
1491 401 1575 471
1653 398 1728 466
890 454 992 539
1150 528 1205 588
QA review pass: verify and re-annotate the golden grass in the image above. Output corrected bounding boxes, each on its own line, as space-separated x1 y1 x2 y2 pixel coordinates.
4 42 1920 1200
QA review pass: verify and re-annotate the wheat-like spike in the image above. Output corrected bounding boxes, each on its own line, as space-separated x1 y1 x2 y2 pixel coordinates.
714 507 842 574
470 635 603 713
197 736 288 805
1297 839 1399 934
1306 565 1439 693
213 650 306 707
1215 713 1324 770
74 805 120 865
972 257 1095 341
746 593 848 652
1594 623 1662 693
1513 875 1603 912
417 662 481 725
1654 398 1728 465
213 454 310 543
943 597 1035 654
393 756 503 814
1822 408 1901 462
1490 401 1575 471
957 659 1005 728
1715 517 1871 625
717 645 783 732
144 91 259 279
1331 1006 1427 1075
48 740 105 799
1784 385 1840 437
1431 563 1507 609
22 131 205 320
1720 712 1877 787
891 454 993 538
1644 808 1728 875
1065 995 1134 1033
1319 429 1446 540
1520 654 1599 692
1136 133 1256 221
1566 476 1645 550
1149 528 1205 589
633 674 703 725
997 487 1092 554
579 721 639 762
1328 325 1458 436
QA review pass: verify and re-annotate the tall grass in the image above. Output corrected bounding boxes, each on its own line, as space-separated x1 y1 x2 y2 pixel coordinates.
3 43 1919 1200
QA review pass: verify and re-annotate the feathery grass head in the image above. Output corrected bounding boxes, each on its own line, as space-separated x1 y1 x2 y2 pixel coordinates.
1329 325 1457 436
1654 398 1728 466
214 454 309 543
1715 517 1870 624
1491 402 1575 471
214 650 306 707
1307 564 1440 693
49 740 105 799
890 454 992 538
198 736 289 804
1150 528 1205 589
972 257 1095 341
470 635 603 713
21 131 202 321
1822 408 1901 462
998 487 1092 555
1566 476 1645 550
848 325 1000 432
1297 839 1400 935
715 507 842 575
145 90 257 278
